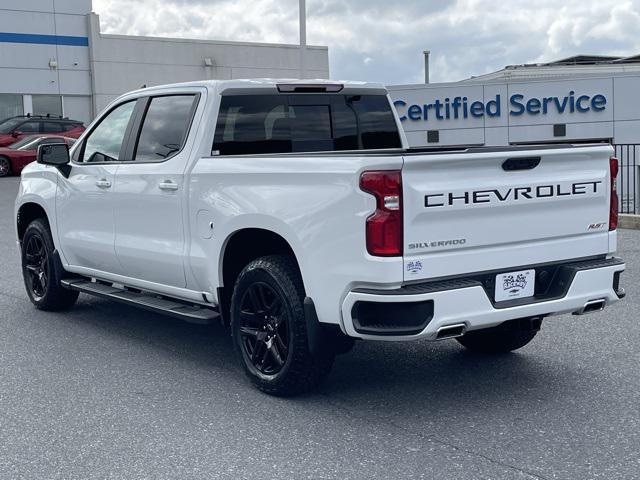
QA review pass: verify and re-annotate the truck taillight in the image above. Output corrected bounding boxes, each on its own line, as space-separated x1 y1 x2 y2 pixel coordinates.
360 170 403 256
610 156 619 231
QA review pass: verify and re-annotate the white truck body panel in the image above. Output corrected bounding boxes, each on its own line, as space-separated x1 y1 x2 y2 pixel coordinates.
15 79 625 342
402 145 613 282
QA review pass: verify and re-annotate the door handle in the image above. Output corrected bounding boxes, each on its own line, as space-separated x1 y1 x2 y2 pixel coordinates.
159 181 179 191
95 179 111 188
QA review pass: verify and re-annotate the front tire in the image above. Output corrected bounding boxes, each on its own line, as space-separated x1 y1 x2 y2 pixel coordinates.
21 219 79 311
0 156 11 177
456 318 540 353
231 255 334 396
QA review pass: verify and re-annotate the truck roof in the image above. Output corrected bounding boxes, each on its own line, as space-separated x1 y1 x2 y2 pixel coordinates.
127 78 388 96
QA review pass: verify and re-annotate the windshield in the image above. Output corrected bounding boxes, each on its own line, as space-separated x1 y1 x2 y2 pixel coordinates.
9 135 41 150
0 118 22 134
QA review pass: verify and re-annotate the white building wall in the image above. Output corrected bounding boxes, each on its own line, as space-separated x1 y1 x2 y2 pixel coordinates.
0 2 330 124
389 72 640 146
389 70 640 213
388 74 640 147
0 0 92 122
87 14 330 116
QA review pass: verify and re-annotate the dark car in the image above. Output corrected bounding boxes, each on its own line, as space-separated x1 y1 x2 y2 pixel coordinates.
0 115 84 147
0 134 76 177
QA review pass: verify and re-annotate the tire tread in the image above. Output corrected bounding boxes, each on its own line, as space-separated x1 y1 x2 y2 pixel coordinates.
231 254 334 396
22 218 78 311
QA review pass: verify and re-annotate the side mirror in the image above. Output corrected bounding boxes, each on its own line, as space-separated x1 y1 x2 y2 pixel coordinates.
37 143 70 166
12 131 22 137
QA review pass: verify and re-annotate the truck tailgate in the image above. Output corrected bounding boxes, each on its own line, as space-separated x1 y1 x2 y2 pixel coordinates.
402 145 614 282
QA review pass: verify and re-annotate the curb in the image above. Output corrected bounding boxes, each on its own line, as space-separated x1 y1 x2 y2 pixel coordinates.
620 214 640 230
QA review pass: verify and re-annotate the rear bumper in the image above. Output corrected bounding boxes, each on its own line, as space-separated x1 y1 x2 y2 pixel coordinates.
340 257 625 341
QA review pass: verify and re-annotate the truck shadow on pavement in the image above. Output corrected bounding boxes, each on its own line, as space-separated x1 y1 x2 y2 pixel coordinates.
66 294 575 411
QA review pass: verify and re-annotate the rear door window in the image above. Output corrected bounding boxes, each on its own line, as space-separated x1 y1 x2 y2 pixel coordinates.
213 94 401 155
18 121 40 133
134 94 197 161
42 122 64 133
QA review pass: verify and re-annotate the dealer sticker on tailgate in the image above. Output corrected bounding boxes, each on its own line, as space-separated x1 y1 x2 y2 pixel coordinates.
495 269 535 302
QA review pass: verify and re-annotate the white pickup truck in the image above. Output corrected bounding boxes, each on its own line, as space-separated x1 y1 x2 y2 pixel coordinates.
15 79 625 396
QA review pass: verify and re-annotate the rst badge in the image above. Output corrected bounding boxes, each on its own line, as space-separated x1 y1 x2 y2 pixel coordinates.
495 269 535 302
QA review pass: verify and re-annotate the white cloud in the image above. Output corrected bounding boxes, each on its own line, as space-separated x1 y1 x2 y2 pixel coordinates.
92 0 640 84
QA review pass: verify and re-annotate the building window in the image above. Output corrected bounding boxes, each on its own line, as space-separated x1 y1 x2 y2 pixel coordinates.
0 94 24 121
32 95 63 117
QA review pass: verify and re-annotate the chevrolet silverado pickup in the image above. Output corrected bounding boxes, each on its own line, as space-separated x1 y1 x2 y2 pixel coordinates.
15 79 626 396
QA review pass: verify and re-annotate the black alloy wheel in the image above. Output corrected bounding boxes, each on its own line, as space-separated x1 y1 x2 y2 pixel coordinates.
0 157 11 177
231 255 334 396
21 219 79 311
24 233 49 301
238 281 290 376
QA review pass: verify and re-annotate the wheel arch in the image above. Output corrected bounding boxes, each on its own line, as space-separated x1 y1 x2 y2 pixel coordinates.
219 227 302 290
16 201 50 243
216 227 304 325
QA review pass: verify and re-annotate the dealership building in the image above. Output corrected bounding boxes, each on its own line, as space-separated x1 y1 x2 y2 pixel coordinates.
0 0 329 125
388 56 640 214
1 2 637 212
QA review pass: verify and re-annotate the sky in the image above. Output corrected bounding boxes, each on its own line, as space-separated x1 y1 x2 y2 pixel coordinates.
92 0 640 85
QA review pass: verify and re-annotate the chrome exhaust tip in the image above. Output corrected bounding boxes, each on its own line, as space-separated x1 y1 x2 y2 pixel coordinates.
573 299 606 316
436 323 467 340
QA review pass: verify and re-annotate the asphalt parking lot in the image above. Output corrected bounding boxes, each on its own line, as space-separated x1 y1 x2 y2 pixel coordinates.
0 176 638 480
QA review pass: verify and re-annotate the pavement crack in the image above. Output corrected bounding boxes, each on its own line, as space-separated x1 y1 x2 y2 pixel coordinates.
320 393 551 480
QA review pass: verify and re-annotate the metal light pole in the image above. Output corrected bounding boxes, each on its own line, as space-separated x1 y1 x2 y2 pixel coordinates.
299 0 307 79
423 50 430 84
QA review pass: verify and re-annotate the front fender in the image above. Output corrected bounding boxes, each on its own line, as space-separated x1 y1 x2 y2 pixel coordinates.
14 165 60 253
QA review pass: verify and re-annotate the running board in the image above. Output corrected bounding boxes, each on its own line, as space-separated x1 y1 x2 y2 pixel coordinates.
61 279 219 325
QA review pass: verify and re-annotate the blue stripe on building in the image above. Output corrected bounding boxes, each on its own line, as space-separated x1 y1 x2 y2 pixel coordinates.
0 32 88 47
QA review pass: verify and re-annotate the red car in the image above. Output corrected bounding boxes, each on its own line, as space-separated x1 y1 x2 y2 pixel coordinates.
0 115 85 147
0 135 76 177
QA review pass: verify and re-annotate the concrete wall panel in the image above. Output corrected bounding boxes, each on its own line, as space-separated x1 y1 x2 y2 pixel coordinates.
0 44 57 70
509 122 613 143
56 45 90 70
54 13 89 37
0 68 59 94
613 77 640 121
58 69 91 95
0 10 55 34
614 120 640 144
63 95 91 124
0 1 54 13
484 126 509 145
53 0 91 15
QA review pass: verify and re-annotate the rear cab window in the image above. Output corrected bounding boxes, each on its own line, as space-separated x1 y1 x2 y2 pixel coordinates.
213 93 401 155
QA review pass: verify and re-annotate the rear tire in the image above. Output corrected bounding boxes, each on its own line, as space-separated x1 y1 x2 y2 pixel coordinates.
21 219 79 311
0 156 11 177
456 318 540 353
231 254 334 396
